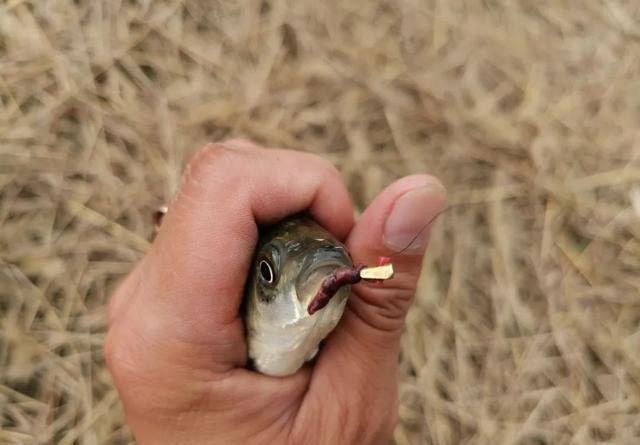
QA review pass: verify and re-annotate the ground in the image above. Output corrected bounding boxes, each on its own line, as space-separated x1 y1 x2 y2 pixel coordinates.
1 1 640 444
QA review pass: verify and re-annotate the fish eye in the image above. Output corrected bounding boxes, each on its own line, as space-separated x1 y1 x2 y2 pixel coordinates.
259 259 274 284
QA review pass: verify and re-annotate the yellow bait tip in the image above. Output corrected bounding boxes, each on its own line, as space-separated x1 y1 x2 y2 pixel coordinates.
359 263 395 280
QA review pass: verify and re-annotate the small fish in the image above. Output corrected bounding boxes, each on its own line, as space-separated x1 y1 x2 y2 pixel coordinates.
244 216 355 376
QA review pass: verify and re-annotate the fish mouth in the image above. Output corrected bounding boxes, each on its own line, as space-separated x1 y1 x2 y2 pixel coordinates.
295 244 351 310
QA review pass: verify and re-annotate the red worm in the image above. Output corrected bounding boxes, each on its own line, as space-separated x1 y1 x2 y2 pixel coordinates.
307 265 365 315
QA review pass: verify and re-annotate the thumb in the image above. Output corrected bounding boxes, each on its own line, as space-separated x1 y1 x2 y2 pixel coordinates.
300 175 445 443
298 175 446 442
344 174 446 338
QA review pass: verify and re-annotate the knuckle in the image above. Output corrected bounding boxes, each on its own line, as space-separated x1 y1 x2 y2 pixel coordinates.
106 263 142 325
104 326 136 379
185 143 235 179
176 143 244 203
106 284 129 325
103 327 157 414
293 150 341 179
104 320 141 384
351 285 415 332
220 138 259 150
313 154 341 179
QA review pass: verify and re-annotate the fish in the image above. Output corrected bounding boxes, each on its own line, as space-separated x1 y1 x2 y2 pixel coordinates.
244 216 354 377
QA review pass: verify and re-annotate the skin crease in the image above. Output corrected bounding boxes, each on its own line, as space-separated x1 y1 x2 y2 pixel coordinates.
105 140 446 445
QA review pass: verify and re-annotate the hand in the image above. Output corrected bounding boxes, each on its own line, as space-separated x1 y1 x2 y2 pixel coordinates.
105 140 446 445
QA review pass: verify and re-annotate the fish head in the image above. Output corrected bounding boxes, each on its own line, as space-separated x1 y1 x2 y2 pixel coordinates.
248 217 352 326
245 217 353 376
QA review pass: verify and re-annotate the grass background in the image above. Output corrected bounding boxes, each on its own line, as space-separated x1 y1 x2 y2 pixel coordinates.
2 1 640 444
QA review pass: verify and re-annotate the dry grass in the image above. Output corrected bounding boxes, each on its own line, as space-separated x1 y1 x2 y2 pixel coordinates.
1 1 640 444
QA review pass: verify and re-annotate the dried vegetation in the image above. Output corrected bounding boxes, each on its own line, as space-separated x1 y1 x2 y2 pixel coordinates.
1 1 640 444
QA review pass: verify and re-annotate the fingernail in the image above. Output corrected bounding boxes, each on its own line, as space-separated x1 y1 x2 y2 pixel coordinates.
383 183 446 253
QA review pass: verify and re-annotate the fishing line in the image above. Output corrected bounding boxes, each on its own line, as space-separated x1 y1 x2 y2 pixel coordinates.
392 205 454 256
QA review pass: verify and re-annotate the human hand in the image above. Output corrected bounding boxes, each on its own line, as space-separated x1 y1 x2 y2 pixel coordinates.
105 140 446 445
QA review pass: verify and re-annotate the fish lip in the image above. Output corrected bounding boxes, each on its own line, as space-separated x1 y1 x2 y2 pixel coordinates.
295 244 351 309
297 261 346 301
